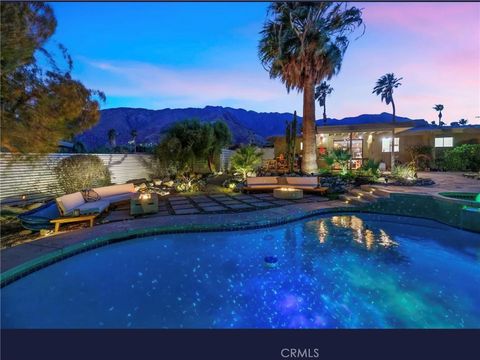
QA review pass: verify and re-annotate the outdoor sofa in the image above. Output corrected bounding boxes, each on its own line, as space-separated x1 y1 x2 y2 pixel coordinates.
243 176 328 194
55 183 137 216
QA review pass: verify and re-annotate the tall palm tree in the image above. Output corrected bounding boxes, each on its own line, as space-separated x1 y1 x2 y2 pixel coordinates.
433 104 444 126
259 2 363 174
372 73 403 171
108 129 117 148
315 82 334 123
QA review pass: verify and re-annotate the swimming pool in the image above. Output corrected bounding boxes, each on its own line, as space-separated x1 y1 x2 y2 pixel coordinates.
2 213 479 328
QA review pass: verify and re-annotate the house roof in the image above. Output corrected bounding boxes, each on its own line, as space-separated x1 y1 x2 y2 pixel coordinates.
399 124 480 135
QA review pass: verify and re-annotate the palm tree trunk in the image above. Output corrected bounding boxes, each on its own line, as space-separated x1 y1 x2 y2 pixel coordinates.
323 102 327 123
391 99 396 171
207 155 215 173
302 79 318 174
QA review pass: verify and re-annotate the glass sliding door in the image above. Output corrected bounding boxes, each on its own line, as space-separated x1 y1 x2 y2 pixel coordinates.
333 139 363 169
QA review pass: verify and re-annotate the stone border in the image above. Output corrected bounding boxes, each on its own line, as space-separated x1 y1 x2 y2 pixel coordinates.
0 205 352 287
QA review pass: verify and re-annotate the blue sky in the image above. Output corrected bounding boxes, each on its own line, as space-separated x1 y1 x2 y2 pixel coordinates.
48 2 480 124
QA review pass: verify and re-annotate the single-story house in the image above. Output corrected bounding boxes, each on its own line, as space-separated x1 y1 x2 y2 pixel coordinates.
271 113 480 170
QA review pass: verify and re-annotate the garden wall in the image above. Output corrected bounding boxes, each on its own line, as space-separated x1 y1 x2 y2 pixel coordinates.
0 149 234 204
0 153 152 204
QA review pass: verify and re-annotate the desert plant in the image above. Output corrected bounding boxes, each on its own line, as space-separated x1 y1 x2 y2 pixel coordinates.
315 81 333 122
442 144 480 171
259 2 363 173
285 111 299 173
54 155 111 194
231 145 263 180
407 145 432 170
175 173 206 193
358 159 380 179
391 163 417 180
323 149 352 175
206 121 232 172
373 73 403 171
433 104 444 126
154 119 213 175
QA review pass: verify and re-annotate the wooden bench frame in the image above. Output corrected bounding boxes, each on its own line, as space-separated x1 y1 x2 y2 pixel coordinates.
50 214 97 233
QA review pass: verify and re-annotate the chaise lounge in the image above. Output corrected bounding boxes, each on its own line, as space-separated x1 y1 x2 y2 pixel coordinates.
55 183 137 216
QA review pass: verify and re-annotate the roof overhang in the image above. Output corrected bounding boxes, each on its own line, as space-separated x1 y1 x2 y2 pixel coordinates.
316 121 418 134
398 127 480 136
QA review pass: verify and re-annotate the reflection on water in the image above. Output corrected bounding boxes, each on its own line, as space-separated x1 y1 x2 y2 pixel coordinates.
312 215 398 250
2 214 479 329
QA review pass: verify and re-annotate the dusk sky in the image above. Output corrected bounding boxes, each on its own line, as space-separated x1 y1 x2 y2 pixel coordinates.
48 2 480 124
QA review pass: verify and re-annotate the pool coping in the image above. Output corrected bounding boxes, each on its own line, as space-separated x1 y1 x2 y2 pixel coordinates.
0 202 353 287
2 192 479 287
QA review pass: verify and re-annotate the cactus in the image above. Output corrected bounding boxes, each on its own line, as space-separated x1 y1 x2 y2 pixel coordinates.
285 111 298 173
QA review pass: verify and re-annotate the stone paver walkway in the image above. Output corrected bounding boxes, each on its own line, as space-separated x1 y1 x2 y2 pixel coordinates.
371 172 479 195
104 192 329 222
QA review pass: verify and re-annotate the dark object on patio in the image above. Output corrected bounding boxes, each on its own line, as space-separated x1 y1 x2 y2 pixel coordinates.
126 178 148 185
264 256 278 268
17 201 60 231
130 193 159 216
81 189 101 202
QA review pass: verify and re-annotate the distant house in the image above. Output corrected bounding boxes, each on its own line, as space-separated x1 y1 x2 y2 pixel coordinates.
271 113 480 170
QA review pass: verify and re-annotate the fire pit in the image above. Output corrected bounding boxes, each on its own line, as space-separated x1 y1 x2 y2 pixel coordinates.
273 187 303 200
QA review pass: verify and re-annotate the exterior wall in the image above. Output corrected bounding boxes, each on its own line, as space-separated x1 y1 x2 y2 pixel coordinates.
273 137 302 158
272 130 480 170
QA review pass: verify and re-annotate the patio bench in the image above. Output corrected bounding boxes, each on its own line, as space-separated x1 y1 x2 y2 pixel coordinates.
243 176 328 195
50 214 97 233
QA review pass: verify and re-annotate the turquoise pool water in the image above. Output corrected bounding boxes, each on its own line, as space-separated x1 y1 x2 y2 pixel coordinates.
2 213 479 328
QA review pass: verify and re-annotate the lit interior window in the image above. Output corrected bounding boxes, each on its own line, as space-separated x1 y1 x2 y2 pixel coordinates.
382 137 399 152
435 137 453 148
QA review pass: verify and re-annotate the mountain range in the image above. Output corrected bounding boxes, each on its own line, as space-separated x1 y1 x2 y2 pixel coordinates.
75 106 428 150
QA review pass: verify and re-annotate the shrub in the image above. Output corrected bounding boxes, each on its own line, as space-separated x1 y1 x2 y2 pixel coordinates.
442 144 480 171
175 173 206 193
358 159 380 178
391 163 416 180
322 149 352 175
407 145 432 170
231 145 263 180
54 155 111 194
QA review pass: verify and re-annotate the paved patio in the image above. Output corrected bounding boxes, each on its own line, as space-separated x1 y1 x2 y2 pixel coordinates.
105 192 329 222
371 172 480 195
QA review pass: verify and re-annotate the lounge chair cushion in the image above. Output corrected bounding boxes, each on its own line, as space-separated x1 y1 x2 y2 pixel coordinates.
245 184 281 189
93 183 135 198
101 193 135 204
75 200 110 215
285 177 319 187
246 177 278 186
56 192 85 216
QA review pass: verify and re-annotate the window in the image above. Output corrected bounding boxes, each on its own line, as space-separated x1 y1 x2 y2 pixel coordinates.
382 137 399 152
435 137 453 148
